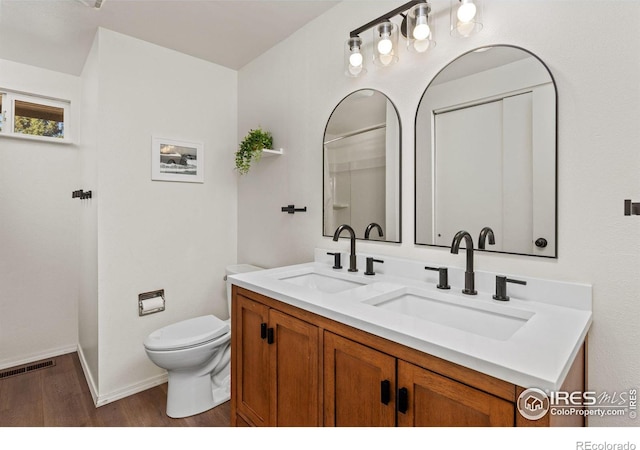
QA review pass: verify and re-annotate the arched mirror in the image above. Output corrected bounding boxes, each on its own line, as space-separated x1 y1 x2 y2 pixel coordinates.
415 45 557 257
323 89 401 243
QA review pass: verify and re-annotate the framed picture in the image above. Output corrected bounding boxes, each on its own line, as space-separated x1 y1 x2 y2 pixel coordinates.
151 136 204 183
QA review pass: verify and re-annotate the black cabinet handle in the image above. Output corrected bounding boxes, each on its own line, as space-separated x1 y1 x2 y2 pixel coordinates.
380 380 391 405
260 323 267 339
398 387 409 414
267 327 274 345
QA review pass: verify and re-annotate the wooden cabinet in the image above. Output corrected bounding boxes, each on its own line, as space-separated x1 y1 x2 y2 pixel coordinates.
231 286 585 428
324 332 396 426
396 360 513 426
232 291 319 426
324 332 513 427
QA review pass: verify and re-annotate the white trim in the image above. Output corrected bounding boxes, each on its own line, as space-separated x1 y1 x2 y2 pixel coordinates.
0 345 169 409
0 131 75 145
77 344 169 408
95 372 168 407
76 345 99 406
0 344 77 371
0 86 71 104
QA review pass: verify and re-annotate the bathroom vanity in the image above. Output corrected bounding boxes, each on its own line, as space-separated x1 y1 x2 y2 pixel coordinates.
229 251 591 427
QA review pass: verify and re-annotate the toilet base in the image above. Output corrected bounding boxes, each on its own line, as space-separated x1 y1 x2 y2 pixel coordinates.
166 366 230 419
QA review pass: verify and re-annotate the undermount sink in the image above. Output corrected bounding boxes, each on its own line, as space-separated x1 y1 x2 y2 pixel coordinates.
279 272 366 294
363 288 534 340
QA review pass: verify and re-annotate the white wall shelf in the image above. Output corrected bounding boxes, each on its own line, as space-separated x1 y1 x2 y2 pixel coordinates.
262 148 284 157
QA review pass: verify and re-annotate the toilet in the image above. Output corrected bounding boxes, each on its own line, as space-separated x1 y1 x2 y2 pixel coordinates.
143 264 263 418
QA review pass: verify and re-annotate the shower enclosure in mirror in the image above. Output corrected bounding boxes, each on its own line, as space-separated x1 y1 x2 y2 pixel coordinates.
324 89 401 243
415 45 557 257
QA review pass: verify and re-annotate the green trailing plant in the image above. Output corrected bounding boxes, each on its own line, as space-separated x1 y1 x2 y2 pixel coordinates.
235 127 273 175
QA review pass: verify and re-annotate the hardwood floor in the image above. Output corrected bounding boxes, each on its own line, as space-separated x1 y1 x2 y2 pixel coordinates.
0 352 230 427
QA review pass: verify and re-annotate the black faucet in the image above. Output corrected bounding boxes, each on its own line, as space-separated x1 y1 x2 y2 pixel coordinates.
478 226 495 250
364 223 384 240
333 224 358 272
450 230 477 295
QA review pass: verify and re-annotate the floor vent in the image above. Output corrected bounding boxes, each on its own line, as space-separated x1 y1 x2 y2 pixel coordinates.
0 358 56 380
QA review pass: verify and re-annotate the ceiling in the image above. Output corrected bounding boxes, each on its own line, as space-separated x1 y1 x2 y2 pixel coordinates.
0 0 340 75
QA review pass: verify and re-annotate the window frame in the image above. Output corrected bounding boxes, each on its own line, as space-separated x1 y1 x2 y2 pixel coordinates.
0 90 71 144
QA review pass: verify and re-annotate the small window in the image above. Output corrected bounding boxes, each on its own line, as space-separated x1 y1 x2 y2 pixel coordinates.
14 100 65 138
0 90 70 142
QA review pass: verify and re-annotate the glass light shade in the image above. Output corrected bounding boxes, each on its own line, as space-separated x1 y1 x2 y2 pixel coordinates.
344 36 366 77
373 21 398 67
450 0 483 38
406 2 436 53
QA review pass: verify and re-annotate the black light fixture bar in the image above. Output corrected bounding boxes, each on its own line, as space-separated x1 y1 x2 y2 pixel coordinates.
349 0 427 37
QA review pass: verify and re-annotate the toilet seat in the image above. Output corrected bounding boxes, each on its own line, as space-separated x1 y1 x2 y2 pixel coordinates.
144 315 229 351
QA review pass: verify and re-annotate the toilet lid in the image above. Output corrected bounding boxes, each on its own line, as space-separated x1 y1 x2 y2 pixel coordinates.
144 315 230 351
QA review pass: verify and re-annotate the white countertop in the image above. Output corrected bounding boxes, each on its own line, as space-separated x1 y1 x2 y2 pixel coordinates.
228 250 592 391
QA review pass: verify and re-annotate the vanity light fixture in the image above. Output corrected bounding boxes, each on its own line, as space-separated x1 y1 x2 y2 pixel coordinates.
344 0 483 77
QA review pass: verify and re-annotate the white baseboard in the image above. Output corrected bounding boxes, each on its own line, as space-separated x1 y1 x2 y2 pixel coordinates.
75 343 168 407
0 345 78 371
2 344 168 409
95 372 168 407
76 344 99 406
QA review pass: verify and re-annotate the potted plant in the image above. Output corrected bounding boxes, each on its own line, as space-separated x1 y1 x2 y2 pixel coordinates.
235 127 273 175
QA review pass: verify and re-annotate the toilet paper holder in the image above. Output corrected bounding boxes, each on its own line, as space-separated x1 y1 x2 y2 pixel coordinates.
139 289 165 316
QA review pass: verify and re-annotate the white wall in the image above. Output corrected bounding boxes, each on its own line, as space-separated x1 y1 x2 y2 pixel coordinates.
79 29 238 403
0 59 80 369
237 0 640 426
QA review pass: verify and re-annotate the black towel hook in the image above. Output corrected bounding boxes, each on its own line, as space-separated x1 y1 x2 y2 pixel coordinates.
281 205 307 214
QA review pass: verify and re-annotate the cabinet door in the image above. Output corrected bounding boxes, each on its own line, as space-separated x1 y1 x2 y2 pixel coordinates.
397 360 514 427
324 332 396 426
234 294 270 426
269 310 320 426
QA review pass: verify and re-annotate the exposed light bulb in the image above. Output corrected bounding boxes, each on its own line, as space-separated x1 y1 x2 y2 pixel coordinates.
349 51 363 67
413 15 430 40
457 1 477 23
377 35 393 55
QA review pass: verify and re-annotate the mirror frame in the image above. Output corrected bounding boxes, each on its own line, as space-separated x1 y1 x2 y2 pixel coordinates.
414 44 558 258
323 89 402 243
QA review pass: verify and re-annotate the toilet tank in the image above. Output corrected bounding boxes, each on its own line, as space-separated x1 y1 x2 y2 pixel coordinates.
225 264 264 319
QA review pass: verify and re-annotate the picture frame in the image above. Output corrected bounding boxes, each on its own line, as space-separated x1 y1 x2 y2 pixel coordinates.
151 136 204 183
